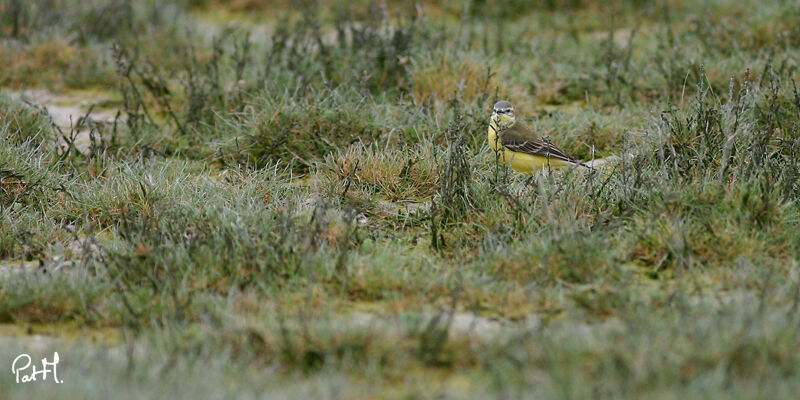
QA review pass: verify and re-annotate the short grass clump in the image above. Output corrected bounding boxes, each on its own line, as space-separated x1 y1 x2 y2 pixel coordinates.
226 97 383 170
319 142 438 204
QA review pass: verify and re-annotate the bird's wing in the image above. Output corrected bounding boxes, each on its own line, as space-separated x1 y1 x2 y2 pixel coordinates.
501 123 579 164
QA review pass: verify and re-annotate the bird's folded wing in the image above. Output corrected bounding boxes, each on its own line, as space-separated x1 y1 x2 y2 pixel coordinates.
501 135 578 163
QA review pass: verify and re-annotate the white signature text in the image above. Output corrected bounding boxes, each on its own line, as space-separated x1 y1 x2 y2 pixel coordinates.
12 352 63 383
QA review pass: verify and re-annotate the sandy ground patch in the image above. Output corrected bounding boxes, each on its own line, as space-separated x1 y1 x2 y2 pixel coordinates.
9 89 120 152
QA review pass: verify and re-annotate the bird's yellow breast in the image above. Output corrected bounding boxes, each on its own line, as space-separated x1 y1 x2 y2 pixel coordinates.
487 117 572 173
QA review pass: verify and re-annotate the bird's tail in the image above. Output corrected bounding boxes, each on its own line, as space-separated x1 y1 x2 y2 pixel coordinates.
580 153 635 170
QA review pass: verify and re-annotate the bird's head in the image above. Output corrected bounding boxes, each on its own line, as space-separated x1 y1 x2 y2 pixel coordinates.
491 100 516 129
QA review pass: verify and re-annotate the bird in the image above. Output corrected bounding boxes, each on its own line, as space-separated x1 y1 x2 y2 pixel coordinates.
488 100 590 173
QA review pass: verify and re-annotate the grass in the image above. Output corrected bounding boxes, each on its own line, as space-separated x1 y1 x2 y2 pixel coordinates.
2 0 800 398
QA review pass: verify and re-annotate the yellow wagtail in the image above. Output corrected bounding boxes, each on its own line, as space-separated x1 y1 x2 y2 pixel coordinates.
488 100 590 173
